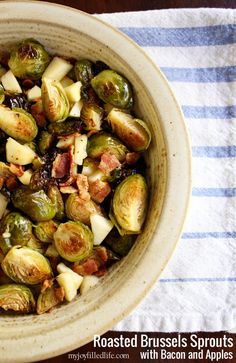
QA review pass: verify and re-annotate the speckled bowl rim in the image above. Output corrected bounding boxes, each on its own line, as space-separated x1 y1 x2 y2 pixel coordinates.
0 2 192 362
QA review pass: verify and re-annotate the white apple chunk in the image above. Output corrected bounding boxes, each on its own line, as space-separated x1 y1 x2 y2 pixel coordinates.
80 275 99 295
6 138 36 165
90 213 114 245
42 56 73 81
1 70 22 93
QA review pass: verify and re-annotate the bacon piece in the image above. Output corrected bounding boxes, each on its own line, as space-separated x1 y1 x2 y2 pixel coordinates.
73 247 109 276
59 176 75 187
89 179 111 203
98 152 121 175
5 175 18 191
52 152 70 179
125 152 140 165
9 163 24 177
76 174 90 201
41 278 54 293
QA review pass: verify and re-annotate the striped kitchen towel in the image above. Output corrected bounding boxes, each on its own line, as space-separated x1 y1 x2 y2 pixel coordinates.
96 9 236 332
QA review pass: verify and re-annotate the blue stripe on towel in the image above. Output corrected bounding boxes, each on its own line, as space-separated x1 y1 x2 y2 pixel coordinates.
182 105 236 119
160 277 236 282
192 187 236 197
119 24 236 47
161 66 236 83
182 231 236 239
192 146 236 157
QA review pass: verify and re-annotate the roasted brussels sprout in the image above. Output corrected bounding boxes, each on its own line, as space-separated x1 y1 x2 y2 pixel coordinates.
80 103 104 131
0 284 35 313
27 238 47 255
54 221 93 262
65 193 102 225
0 105 38 142
41 78 69 122
12 186 56 222
107 109 151 152
47 119 82 136
38 131 54 155
8 39 50 80
1 246 52 285
110 174 148 235
34 220 59 243
104 228 136 256
47 185 65 220
87 132 128 161
36 285 64 314
0 84 4 104
91 70 133 109
0 212 36 253
74 59 94 86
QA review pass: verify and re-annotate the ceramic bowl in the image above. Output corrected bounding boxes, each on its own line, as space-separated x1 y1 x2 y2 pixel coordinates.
0 1 191 362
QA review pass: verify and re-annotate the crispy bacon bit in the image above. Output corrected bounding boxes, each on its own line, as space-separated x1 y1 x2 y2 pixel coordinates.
98 152 121 175
9 163 24 177
89 179 111 203
125 152 140 165
76 174 90 201
5 175 18 191
54 286 65 302
73 247 109 276
41 278 54 293
52 152 70 179
60 186 77 194
59 176 75 187
31 99 47 128
0 177 4 190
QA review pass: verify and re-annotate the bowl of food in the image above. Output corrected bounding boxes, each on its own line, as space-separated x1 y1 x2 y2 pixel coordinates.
0 1 191 362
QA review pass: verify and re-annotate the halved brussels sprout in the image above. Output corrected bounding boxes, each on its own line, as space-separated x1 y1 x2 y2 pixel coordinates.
107 109 151 152
80 103 103 131
8 38 50 80
41 78 69 122
34 220 59 243
54 221 93 262
104 228 136 256
27 238 47 255
87 132 128 161
36 285 64 314
74 59 94 86
47 185 65 220
38 131 54 155
0 212 35 253
1 246 52 285
0 105 38 142
110 174 148 235
12 186 56 222
65 193 102 226
91 70 133 109
0 284 35 313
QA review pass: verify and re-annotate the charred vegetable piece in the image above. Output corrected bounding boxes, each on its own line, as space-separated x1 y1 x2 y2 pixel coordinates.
104 228 136 256
0 105 38 142
107 109 151 152
54 221 93 262
1 246 52 285
8 38 50 80
48 119 82 136
47 185 65 220
34 220 59 243
110 174 148 235
41 78 69 122
65 193 102 226
0 284 35 313
38 131 54 155
74 59 94 86
36 285 64 314
3 93 30 112
0 212 36 253
87 132 128 161
80 103 103 131
91 70 133 109
12 186 56 222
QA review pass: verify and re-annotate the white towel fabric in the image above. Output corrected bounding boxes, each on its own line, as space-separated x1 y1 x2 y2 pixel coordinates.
96 9 236 332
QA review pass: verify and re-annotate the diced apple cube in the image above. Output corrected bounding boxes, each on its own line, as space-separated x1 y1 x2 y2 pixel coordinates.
6 138 36 165
1 70 22 93
18 169 33 185
69 100 83 118
57 272 83 302
80 275 99 295
65 81 82 103
90 214 114 245
27 85 41 101
74 134 87 165
42 57 73 81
